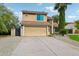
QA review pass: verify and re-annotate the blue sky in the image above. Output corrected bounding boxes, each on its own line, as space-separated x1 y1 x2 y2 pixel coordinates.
3 3 79 22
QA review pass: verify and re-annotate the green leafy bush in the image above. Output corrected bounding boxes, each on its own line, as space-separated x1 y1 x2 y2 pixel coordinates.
75 20 79 29
59 29 68 36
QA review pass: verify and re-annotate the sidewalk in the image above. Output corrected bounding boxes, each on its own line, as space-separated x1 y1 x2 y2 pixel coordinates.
53 35 79 47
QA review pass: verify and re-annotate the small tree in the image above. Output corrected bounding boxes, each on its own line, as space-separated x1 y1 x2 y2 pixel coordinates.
0 4 19 34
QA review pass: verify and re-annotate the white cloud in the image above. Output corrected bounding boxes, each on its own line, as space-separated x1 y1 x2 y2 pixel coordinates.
14 12 19 16
68 15 76 19
45 6 58 13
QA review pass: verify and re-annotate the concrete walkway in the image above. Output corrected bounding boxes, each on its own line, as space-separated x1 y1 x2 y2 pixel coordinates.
11 37 79 56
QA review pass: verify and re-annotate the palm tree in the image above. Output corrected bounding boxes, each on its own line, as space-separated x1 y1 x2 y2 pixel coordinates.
0 4 19 34
54 3 71 31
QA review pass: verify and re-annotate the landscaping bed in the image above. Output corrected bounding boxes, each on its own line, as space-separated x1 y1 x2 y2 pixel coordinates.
69 35 79 42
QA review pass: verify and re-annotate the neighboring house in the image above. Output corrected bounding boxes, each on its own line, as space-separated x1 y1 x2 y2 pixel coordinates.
47 16 59 34
47 16 53 34
65 22 76 34
20 10 51 36
53 22 59 33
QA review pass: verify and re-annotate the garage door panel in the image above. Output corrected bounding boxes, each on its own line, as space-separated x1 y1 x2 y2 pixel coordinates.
24 27 47 36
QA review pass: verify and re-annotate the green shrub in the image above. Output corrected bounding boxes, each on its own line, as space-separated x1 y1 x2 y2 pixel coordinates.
0 30 11 35
59 29 68 36
75 20 79 29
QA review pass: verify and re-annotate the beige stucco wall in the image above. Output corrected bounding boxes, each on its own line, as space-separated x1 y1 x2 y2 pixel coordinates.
22 14 47 22
11 28 15 36
21 26 24 36
23 26 47 36
51 20 53 34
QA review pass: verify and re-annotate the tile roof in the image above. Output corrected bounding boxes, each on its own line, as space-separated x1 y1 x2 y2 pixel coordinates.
21 21 50 26
65 22 74 25
22 10 48 15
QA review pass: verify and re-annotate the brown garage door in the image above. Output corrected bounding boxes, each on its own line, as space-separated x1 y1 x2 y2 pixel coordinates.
24 26 47 36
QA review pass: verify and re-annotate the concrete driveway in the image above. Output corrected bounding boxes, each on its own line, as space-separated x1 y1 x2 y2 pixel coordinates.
12 37 79 56
0 36 79 56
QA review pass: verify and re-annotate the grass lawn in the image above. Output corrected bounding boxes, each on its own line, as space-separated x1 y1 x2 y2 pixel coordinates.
69 35 79 42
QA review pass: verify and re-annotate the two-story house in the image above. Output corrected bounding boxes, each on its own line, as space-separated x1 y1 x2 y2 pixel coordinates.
20 10 52 36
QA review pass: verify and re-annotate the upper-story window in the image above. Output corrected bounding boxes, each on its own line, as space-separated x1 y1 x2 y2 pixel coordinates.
37 14 45 21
